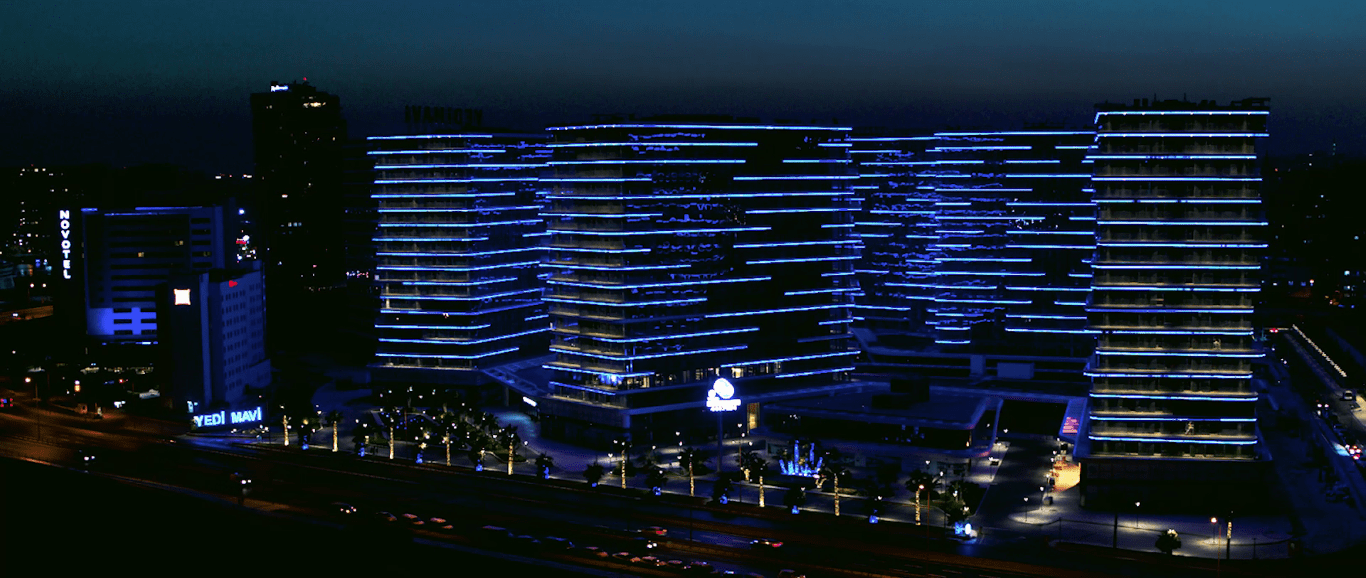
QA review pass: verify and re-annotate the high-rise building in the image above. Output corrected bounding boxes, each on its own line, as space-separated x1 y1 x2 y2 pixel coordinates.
849 133 939 342
1078 98 1270 508
929 130 1096 354
368 131 549 385
537 118 863 445
78 204 235 351
161 261 271 413
250 80 348 345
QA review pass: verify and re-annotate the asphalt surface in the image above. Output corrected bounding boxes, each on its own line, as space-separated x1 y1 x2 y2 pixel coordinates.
0 397 1335 578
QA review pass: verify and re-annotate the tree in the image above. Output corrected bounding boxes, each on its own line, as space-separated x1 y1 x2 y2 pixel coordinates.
467 429 492 470
1155 529 1182 555
535 452 555 479
646 468 669 495
711 476 734 503
678 448 702 497
906 471 941 525
738 449 768 482
820 464 852 516
382 405 400 459
783 486 807 514
495 425 522 475
583 462 605 487
324 410 344 452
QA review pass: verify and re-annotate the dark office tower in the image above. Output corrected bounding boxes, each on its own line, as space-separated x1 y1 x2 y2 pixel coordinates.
926 130 1097 353
79 205 234 353
848 133 939 342
368 132 549 386
250 80 347 343
538 118 862 445
1079 99 1270 508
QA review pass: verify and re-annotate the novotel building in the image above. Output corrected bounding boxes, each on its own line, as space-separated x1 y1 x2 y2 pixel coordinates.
536 117 868 446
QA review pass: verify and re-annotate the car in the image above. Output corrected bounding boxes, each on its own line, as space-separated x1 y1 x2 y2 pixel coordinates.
374 511 398 523
642 525 668 536
581 546 609 559
78 449 97 464
544 536 574 550
401 513 424 526
687 561 719 575
612 552 641 564
332 502 359 516
480 525 512 541
778 571 807 578
428 516 447 525
638 556 667 567
750 538 784 549
1345 389 1357 401
0 397 14 408
667 560 686 569
633 536 660 550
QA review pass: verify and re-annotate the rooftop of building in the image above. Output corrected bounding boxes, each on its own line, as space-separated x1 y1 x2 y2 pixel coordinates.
1096 97 1271 111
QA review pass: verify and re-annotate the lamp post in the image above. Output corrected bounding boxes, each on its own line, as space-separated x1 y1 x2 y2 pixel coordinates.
1211 517 1219 546
1024 497 1030 524
916 484 925 524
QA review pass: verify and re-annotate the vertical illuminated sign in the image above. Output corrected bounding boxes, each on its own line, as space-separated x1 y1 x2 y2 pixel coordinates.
58 210 72 279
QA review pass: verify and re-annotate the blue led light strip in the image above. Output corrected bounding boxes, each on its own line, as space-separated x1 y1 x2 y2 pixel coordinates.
378 328 551 345
546 159 745 165
549 227 771 236
774 367 856 379
377 324 491 330
545 366 652 379
377 220 541 227
543 296 707 307
551 344 747 361
368 149 505 155
381 289 542 301
368 134 495 140
547 276 769 289
707 304 845 318
377 261 539 272
746 256 861 265
375 347 519 360
591 327 761 343
545 142 758 148
542 263 691 271
547 123 850 131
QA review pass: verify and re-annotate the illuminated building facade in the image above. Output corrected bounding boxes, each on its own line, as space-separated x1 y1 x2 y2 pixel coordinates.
368 132 549 384
536 119 862 445
928 130 1096 353
162 261 271 413
848 133 939 341
1078 98 1270 507
80 205 234 349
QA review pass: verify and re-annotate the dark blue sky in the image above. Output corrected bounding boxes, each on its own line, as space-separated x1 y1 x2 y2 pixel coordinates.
4 1 1363 172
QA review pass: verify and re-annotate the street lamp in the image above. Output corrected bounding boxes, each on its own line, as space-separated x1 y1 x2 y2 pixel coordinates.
1211 517 1218 545
1024 497 1030 524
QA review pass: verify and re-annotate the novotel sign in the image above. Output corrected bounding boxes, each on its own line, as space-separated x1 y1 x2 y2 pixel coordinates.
192 406 263 428
706 378 741 412
58 210 72 279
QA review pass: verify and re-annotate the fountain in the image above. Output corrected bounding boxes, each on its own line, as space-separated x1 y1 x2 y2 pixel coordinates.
778 441 824 478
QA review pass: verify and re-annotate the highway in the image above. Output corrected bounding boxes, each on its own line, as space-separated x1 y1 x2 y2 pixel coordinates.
0 397 1315 578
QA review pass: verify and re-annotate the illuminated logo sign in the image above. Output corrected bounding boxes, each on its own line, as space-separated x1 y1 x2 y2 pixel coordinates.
706 378 741 412
270 85 289 92
192 406 263 428
174 288 192 306
58 210 72 279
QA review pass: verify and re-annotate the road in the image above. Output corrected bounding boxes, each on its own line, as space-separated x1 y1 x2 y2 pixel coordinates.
0 397 1327 578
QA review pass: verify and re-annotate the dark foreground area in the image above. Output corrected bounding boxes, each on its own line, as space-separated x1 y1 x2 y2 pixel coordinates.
0 458 584 577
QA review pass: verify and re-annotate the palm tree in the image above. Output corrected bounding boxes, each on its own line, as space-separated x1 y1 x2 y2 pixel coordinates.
738 449 767 482
381 406 400 460
678 448 701 497
821 464 852 516
611 436 630 489
467 431 491 471
324 410 343 452
495 425 521 475
906 471 942 525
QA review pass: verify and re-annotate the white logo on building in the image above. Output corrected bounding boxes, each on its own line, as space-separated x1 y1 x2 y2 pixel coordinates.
707 378 741 412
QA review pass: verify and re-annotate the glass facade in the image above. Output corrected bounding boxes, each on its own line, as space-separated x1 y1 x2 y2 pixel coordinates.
1083 102 1269 461
539 120 860 441
368 132 549 375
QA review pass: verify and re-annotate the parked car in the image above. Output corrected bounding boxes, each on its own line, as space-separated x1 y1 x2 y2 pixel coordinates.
612 552 641 564
544 536 574 550
401 513 424 526
374 511 398 523
581 546 609 559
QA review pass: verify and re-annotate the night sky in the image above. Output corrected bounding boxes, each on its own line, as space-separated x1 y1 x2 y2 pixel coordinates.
4 1 1364 173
